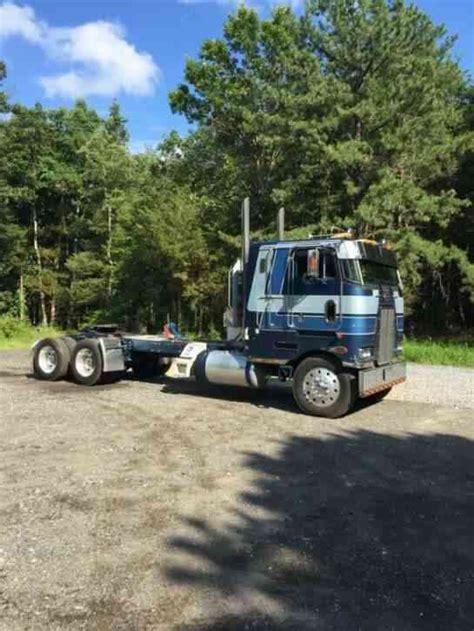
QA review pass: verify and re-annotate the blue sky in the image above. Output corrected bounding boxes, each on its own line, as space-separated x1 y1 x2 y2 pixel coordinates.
1 0 473 151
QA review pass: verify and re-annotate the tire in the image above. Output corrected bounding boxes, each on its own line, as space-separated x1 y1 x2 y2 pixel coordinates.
292 357 356 418
71 339 104 386
33 337 70 381
62 336 77 376
62 335 77 355
370 387 392 402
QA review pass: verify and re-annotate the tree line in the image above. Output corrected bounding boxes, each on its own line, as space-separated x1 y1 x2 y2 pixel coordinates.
1 0 473 336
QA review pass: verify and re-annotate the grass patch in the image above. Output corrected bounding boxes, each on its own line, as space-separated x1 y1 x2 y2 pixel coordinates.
0 317 64 350
404 338 474 368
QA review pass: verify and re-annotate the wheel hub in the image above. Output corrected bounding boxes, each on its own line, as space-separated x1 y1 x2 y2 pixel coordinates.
75 348 95 378
38 345 57 374
303 367 340 407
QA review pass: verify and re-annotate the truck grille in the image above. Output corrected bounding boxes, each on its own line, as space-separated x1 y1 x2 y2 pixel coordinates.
376 308 395 365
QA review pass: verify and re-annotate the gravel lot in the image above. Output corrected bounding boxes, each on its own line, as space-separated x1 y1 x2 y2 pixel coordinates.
387 363 474 409
0 350 473 630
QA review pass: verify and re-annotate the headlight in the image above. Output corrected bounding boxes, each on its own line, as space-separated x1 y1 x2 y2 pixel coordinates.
358 347 373 360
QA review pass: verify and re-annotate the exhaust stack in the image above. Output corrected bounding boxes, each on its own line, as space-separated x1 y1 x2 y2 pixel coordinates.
241 198 250 333
242 197 250 267
277 207 285 240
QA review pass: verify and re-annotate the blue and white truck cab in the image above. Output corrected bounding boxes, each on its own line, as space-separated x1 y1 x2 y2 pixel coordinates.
31 200 406 418
218 202 405 416
245 237 404 373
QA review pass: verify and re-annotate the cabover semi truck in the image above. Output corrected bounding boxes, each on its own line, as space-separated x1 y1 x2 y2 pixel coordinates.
32 200 406 418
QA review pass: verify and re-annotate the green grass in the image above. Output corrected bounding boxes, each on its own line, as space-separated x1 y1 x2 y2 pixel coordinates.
0 322 65 350
403 338 474 368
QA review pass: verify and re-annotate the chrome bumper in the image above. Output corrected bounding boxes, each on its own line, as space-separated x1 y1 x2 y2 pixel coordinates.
359 361 406 397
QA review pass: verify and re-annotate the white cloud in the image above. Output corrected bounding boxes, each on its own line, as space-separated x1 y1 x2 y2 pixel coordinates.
41 22 159 98
0 3 159 99
0 2 44 42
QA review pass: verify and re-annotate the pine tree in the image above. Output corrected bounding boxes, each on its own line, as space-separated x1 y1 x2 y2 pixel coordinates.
105 100 129 146
169 1 474 329
0 62 8 113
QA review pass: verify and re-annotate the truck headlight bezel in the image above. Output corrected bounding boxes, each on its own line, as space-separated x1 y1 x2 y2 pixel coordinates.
358 347 373 360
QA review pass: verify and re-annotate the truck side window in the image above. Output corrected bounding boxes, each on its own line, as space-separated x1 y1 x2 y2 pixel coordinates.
320 251 337 279
341 259 362 284
283 248 337 295
282 249 308 295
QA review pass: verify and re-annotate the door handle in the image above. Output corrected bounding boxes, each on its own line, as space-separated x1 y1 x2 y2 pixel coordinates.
325 300 337 322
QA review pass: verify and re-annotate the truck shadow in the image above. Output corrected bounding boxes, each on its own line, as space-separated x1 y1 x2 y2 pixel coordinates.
159 379 378 416
165 430 474 630
160 379 298 413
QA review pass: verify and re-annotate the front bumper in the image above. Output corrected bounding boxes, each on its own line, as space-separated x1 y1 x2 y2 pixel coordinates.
359 361 406 397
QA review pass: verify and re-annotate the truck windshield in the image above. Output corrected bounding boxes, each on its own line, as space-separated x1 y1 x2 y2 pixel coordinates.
341 259 399 286
359 260 398 286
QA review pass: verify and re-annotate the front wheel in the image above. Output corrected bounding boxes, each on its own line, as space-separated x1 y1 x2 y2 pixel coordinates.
292 357 355 418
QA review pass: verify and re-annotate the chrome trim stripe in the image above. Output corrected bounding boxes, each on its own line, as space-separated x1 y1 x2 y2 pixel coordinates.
248 294 379 315
248 357 287 365
259 313 377 334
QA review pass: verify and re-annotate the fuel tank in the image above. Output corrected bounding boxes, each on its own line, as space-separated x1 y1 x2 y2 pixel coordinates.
194 350 266 388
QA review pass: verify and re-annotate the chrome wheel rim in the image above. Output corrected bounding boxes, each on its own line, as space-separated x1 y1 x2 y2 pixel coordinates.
75 348 95 378
38 345 57 374
303 367 340 408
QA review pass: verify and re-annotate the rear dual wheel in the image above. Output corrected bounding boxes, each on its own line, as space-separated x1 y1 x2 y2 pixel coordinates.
33 337 71 381
71 339 122 386
33 336 122 386
292 357 356 418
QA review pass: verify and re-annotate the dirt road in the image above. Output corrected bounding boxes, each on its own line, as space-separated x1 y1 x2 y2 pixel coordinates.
0 351 473 630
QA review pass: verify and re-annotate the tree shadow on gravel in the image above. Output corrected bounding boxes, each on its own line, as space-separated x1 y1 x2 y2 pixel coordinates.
165 431 474 631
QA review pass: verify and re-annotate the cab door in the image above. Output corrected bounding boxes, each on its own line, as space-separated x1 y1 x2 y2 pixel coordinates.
265 247 290 330
284 247 341 333
247 246 290 331
247 246 274 330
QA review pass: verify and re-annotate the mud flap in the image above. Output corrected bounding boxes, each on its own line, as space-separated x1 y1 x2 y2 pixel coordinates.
98 337 125 373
